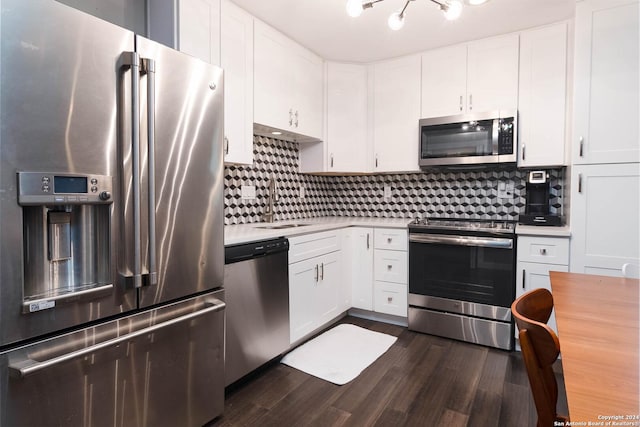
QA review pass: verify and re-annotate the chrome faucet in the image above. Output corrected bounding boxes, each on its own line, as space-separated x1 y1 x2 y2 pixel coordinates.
262 177 276 223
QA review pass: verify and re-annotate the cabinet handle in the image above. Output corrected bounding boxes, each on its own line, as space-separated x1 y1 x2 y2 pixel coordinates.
469 94 473 111
387 296 393 303
289 108 293 126
295 110 299 128
224 136 229 155
375 155 379 168
320 262 324 280
330 154 334 168
579 136 584 157
578 173 583 193
366 233 370 249
459 95 463 111
314 264 318 282
522 269 526 290
387 237 392 244
387 264 392 270
540 248 547 255
522 144 525 161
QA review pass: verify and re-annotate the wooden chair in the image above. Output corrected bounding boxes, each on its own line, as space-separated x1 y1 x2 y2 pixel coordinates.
512 288 569 427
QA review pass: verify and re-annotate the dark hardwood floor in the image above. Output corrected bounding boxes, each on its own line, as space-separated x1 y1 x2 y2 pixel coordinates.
211 316 567 427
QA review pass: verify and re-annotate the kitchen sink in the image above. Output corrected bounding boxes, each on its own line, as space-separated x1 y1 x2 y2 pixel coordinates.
255 223 311 229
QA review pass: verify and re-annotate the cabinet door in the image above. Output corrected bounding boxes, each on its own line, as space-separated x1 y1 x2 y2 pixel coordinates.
221 0 253 165
466 34 519 113
570 164 640 276
254 21 291 131
178 0 220 65
326 63 369 173
372 55 421 172
316 251 342 325
573 0 639 165
288 257 320 344
515 262 568 336
291 48 323 139
348 228 374 310
421 45 468 118
518 23 568 167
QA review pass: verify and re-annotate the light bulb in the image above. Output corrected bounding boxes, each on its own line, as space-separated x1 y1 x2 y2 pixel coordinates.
346 0 364 17
387 11 405 31
466 0 487 5
443 0 463 20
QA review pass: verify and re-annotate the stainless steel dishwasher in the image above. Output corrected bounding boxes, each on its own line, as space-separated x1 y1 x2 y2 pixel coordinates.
224 237 290 386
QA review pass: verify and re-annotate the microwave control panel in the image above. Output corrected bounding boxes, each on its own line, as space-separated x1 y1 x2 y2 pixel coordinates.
497 118 514 155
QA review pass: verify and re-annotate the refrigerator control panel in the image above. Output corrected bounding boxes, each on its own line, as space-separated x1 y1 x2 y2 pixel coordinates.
17 172 113 205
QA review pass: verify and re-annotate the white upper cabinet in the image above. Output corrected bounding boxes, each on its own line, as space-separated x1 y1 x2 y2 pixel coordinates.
325 62 369 173
147 0 220 65
466 34 519 113
573 0 640 164
518 22 568 167
220 0 253 165
421 34 518 118
421 45 467 118
372 55 421 172
179 0 220 65
254 20 323 140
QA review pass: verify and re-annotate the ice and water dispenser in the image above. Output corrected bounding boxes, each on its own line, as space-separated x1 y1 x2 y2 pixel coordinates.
18 172 113 312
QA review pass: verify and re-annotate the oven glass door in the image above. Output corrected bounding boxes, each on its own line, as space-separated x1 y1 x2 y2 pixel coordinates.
409 234 515 308
420 118 496 159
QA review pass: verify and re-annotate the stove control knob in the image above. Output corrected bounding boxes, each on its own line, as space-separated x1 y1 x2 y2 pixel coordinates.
99 191 111 201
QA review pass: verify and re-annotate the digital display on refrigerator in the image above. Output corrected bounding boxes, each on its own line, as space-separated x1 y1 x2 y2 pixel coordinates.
54 176 88 193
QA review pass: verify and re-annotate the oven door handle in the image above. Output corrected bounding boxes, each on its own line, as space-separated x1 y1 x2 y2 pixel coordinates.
409 233 513 249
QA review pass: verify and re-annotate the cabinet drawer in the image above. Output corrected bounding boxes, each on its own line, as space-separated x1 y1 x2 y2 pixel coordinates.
374 228 408 251
374 282 407 317
517 236 569 265
288 230 342 264
374 249 407 284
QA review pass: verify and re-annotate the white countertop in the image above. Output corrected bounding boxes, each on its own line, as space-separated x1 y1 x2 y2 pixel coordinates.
515 224 571 237
224 217 412 245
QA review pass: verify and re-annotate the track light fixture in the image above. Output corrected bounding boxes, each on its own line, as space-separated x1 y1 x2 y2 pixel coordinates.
346 0 487 30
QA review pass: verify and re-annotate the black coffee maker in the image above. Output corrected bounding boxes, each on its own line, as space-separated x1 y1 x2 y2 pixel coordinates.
519 170 562 226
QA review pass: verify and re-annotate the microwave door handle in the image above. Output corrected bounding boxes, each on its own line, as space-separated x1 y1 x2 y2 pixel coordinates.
141 58 157 287
492 118 500 156
8 298 226 378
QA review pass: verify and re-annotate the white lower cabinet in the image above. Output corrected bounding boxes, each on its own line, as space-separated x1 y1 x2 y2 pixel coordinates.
288 231 343 344
373 228 408 317
516 236 570 337
570 164 640 276
346 228 374 311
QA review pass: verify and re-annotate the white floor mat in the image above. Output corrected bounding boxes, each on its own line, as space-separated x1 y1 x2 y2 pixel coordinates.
280 324 397 385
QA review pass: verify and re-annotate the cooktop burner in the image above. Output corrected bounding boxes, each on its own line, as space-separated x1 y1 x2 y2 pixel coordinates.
409 217 516 234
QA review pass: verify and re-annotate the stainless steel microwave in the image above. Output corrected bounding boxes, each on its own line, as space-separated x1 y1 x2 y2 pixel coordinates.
419 110 517 168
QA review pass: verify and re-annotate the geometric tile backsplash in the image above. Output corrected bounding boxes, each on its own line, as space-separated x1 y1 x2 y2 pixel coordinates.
224 135 565 225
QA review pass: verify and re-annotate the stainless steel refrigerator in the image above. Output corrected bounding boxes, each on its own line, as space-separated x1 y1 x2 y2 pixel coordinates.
0 0 226 425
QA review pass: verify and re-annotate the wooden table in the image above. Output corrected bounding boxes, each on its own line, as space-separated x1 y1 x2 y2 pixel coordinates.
550 271 640 423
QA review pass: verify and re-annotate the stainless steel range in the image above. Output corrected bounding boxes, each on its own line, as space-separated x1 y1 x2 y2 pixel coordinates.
408 218 516 350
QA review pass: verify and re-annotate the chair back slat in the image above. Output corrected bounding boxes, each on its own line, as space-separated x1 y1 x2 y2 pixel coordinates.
512 288 568 427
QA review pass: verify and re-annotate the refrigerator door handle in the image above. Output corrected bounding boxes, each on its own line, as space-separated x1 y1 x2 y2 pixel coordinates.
119 51 143 289
141 58 158 287
8 298 226 378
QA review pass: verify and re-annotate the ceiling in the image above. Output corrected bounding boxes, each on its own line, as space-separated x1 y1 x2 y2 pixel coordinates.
230 0 575 63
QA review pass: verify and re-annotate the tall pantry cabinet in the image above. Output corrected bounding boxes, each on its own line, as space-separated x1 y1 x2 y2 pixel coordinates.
569 0 640 276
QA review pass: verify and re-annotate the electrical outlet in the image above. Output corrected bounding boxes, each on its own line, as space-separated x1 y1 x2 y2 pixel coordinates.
299 186 305 199
498 182 514 200
241 185 256 200
384 185 392 200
